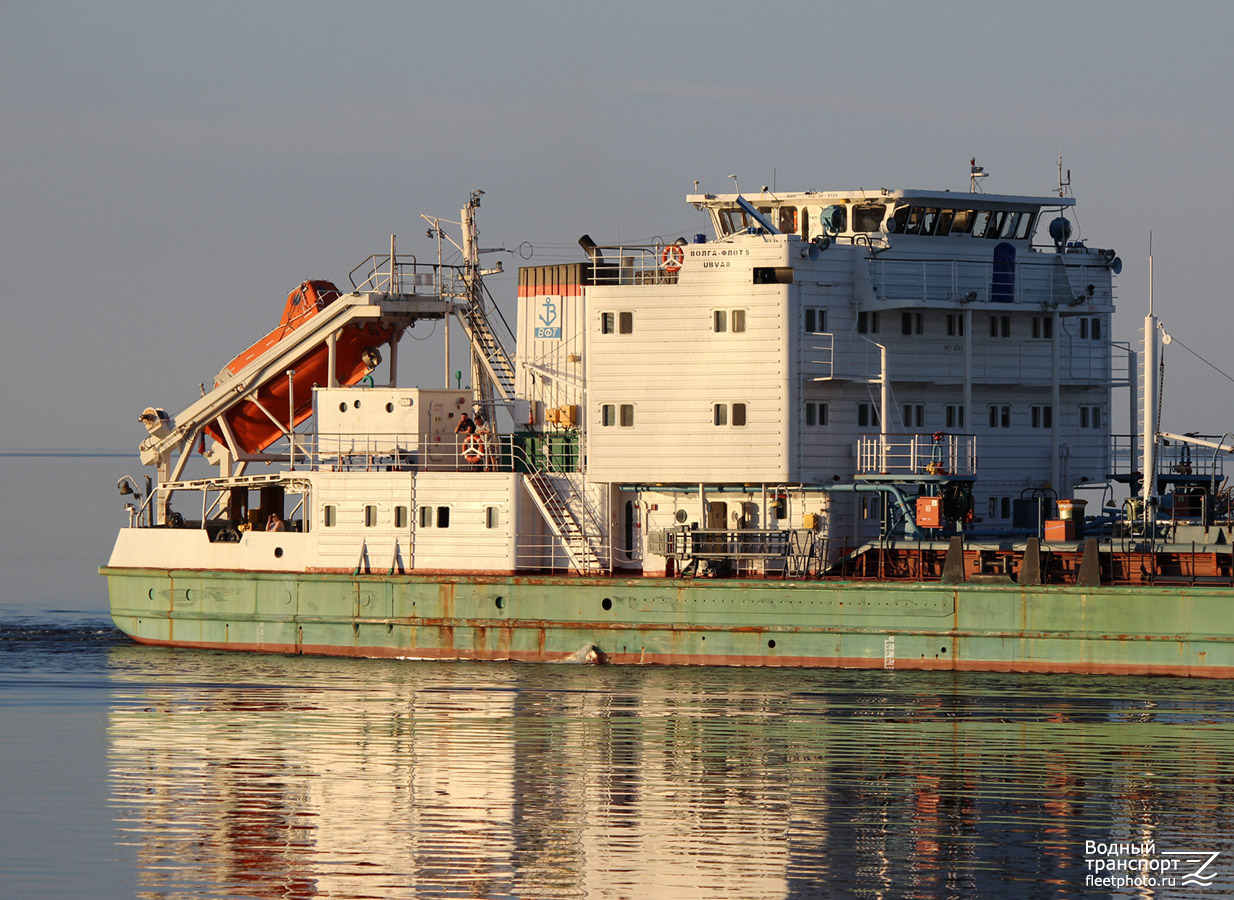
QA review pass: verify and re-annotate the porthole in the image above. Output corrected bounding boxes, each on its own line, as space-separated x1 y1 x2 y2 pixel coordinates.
386 402 394 413
602 597 613 611
675 509 689 523
274 547 284 558
495 596 505 610
353 399 361 409
339 402 347 413
767 639 776 649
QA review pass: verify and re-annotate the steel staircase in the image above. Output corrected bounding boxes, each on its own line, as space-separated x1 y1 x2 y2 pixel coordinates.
460 294 517 402
523 470 607 574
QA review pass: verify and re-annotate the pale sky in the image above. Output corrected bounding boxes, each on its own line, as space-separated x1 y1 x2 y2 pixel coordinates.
5 0 1234 450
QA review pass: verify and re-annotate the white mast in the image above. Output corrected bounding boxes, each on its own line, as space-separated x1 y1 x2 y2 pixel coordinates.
1141 246 1157 525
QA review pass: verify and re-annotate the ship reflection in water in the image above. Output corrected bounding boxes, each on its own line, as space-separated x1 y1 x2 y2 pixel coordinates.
107 646 1234 898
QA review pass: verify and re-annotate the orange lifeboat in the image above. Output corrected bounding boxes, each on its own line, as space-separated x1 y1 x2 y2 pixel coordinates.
203 280 399 454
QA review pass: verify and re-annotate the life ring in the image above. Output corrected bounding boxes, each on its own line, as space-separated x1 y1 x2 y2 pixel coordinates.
660 244 685 273
462 434 485 464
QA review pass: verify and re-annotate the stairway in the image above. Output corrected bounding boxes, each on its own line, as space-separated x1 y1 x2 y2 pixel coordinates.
460 296 517 401
524 471 606 574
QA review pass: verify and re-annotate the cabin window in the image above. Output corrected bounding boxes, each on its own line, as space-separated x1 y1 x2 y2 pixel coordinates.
601 404 616 427
323 505 337 528
485 506 499 529
1031 405 1053 429
858 311 880 334
945 405 965 429
731 309 746 333
1080 406 1103 429
901 312 924 335
1083 317 1102 340
858 403 880 428
437 506 450 528
989 315 1011 338
364 505 378 527
988 405 1011 428
805 401 829 427
1031 316 1053 339
852 203 886 233
805 308 827 333
946 313 965 337
713 310 727 333
988 496 1012 519
619 312 634 334
713 403 727 426
601 312 615 334
778 206 797 234
395 506 409 529
902 404 925 428
732 403 747 426
619 404 634 427
419 506 433 528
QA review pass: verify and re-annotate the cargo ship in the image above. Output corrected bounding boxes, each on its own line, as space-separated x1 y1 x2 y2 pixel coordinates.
102 173 1234 676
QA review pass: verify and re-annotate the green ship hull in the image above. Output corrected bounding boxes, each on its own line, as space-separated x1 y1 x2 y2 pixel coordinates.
103 566 1234 677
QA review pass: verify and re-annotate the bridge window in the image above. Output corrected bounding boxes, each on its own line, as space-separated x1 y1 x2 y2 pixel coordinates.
852 203 886 233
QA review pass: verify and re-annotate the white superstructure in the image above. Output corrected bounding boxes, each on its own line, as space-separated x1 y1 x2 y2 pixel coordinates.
111 181 1122 579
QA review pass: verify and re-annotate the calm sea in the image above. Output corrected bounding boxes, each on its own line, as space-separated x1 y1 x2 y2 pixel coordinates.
4 454 1234 899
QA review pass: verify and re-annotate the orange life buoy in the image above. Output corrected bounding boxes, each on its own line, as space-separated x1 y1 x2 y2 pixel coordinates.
660 243 685 273
462 434 485 464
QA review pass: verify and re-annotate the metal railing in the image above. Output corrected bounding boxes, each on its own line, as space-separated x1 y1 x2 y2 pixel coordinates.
856 433 977 477
868 257 1114 306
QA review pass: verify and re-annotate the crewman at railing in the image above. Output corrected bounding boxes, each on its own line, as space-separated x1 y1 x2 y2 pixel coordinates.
475 413 493 471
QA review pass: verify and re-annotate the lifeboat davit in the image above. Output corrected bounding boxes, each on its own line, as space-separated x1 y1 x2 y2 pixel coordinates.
203 280 399 455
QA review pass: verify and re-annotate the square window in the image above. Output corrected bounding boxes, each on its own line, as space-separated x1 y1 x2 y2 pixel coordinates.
731 309 746 333
732 403 747 427
419 506 432 528
364 505 377 527
619 404 634 427
395 506 408 528
713 310 727 333
601 312 615 334
714 403 728 426
323 505 337 527
618 312 633 334
485 506 498 529
601 404 616 427
437 506 450 528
